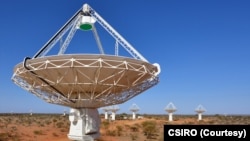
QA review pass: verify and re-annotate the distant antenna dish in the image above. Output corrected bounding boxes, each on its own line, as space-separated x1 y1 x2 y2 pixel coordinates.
165 102 177 113
11 3 160 141
195 104 206 121
101 106 111 120
164 102 177 122
30 109 33 116
109 105 120 121
129 103 140 120
63 109 67 116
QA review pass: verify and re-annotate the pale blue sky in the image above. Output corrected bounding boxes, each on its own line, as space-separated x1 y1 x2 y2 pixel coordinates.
0 0 249 115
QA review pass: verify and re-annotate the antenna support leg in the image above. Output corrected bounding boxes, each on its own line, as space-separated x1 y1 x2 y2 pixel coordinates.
68 108 101 141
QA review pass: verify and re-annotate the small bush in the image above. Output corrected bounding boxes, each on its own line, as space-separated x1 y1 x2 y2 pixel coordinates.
33 130 44 135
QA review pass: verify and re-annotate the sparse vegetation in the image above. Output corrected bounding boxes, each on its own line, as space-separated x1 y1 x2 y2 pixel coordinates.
0 113 70 141
116 125 123 136
130 133 138 140
33 130 44 135
0 113 249 141
141 120 158 139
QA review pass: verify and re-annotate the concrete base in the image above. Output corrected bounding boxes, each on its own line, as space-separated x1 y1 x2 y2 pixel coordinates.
68 108 100 141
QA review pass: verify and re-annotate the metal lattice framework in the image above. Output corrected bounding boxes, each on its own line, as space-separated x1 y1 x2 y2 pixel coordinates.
12 55 159 108
12 3 160 109
12 3 161 140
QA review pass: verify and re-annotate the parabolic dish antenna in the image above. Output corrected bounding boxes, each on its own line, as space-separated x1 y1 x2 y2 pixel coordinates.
195 104 206 121
165 102 177 113
130 103 140 120
195 104 206 113
164 102 177 122
11 3 160 141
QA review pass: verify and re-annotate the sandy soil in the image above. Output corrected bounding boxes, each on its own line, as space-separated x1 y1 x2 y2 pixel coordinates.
0 114 249 141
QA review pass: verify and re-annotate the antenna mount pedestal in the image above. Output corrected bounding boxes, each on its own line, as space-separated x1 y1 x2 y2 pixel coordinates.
68 108 101 141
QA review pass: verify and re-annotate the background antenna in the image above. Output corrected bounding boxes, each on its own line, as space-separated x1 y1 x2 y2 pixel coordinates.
109 105 120 121
129 103 140 120
164 102 177 122
195 104 206 121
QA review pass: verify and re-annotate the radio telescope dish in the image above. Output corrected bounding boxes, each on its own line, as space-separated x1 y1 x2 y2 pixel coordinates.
164 102 177 122
129 103 140 120
109 105 120 121
195 104 206 121
101 106 111 120
11 3 160 141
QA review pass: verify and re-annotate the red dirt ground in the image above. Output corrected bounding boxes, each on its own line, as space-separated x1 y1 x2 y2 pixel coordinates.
0 114 249 141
